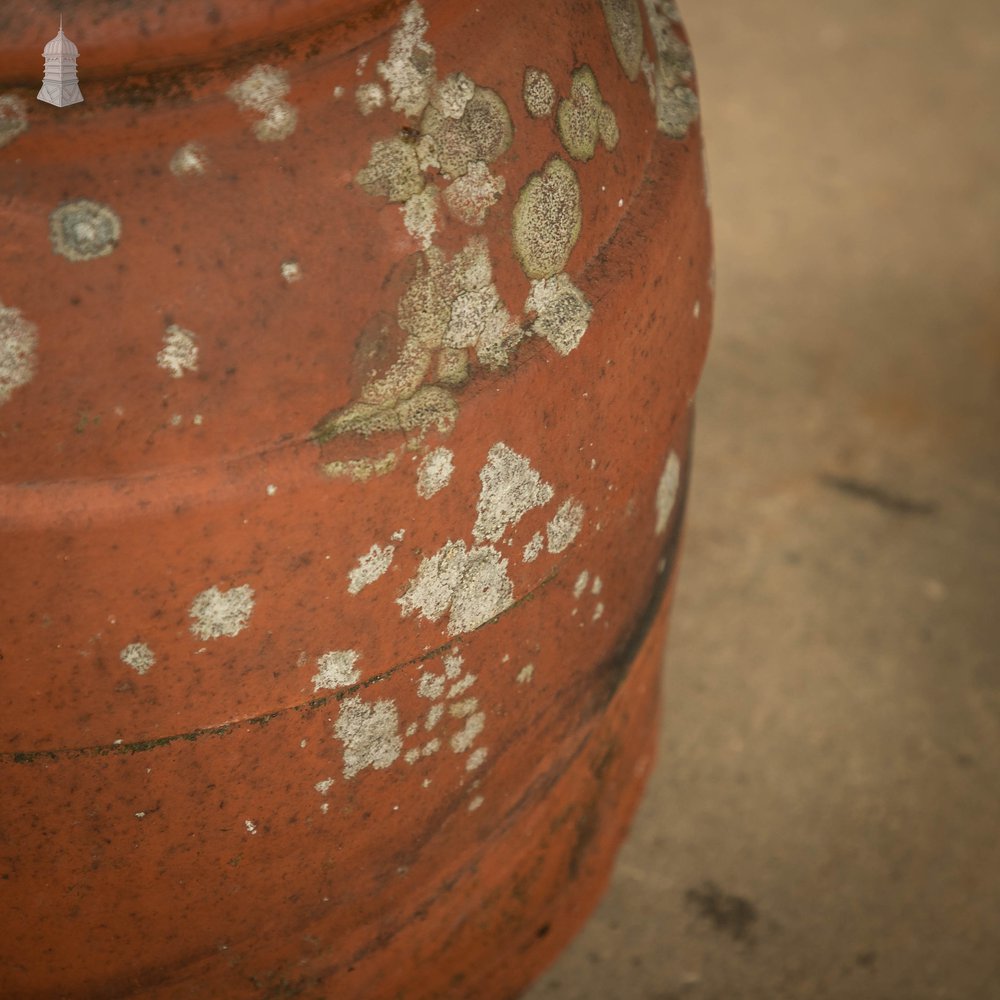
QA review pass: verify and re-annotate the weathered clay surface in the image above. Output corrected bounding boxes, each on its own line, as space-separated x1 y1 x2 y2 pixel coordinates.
0 1 711 996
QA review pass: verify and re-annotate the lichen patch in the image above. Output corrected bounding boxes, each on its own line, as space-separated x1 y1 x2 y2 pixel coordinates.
377 1 436 119
443 160 505 226
655 450 681 534
120 642 155 675
417 446 454 498
547 498 585 553
0 302 38 406
334 696 403 778
356 81 386 115
512 157 581 280
170 142 209 176
556 66 619 161
473 443 554 543
356 136 425 203
523 531 544 563
523 68 556 119
0 94 28 148
419 85 513 179
525 273 592 356
402 184 439 248
599 0 644 81
157 324 199 378
312 649 362 690
188 584 255 640
49 199 121 262
641 1 699 138
431 72 476 119
227 64 298 142
348 544 396 594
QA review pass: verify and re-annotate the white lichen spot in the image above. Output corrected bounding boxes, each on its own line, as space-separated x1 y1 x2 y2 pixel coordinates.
398 539 515 636
547 498 586 553
333 85 346 99
443 160 505 226
266 483 278 496
320 802 330 814
516 535 542 568
417 446 454 498
245 819 258 835
516 663 534 684
593 602 605 621
592 575 603 595
468 795 484 812
422 738 441 756
426 703 445 730
356 53 370 76
228 64 298 142
49 199 121 261
523 67 555 118
188 584 255 640
473 442 554 543
573 570 590 600
312 649 361 691
526 273 592 356
417 672 446 700
443 652 463 678
356 81 386 115
314 777 335 795
0 301 38 406
402 184 439 248
450 710 486 752
281 260 303 283
405 748 421 765
693 299 701 319
466 747 488 771
448 674 476 698
157 324 199 379
376 1 436 119
348 543 396 595
655 450 681 534
0 94 29 148
120 642 155 675
334 696 403 779
170 142 209 176
450 698 477 719
406 722 419 737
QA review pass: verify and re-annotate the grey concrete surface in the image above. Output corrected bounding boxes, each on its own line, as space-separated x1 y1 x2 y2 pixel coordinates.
524 2 1000 998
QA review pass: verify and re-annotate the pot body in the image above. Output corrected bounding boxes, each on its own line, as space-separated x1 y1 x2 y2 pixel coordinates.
0 2 711 997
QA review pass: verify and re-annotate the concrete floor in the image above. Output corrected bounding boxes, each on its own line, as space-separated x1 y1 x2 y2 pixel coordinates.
525 1 1000 998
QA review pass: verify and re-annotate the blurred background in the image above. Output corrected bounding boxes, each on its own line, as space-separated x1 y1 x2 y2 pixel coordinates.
526 1 1000 997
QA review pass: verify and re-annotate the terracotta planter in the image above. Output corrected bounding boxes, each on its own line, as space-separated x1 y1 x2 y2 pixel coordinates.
0 1 711 996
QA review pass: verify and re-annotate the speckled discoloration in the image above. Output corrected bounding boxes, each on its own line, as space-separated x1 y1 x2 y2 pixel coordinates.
417 446 454 498
356 136 424 203
157 324 198 378
227 64 298 142
599 0 645 81
523 67 555 119
312 650 361 690
334 696 403 779
169 142 208 176
512 157 581 280
49 199 121 262
556 66 619 161
443 161 505 226
376 1 436 119
419 85 513 179
473 443 554 543
0 302 37 406
188 584 255 640
547 497 585 553
655 450 681 534
348 544 395 594
0 94 28 148
525 273 592 355
641 0 700 138
120 642 155 676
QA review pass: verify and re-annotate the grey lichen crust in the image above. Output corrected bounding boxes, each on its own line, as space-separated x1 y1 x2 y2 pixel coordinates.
49 199 122 261
0 302 38 406
641 0 700 138
512 157 582 280
599 0 645 81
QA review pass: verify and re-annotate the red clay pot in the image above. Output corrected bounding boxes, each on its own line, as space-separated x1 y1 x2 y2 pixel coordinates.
0 1 711 996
